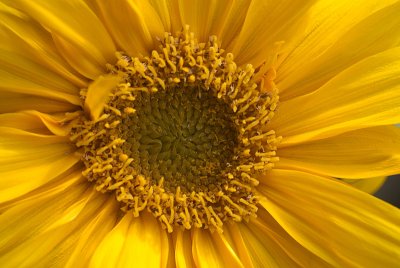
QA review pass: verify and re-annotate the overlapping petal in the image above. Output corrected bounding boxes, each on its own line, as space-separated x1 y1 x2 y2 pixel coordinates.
0 171 116 267
90 212 169 267
0 127 79 203
65 198 119 267
0 3 88 88
174 229 196 268
270 47 400 145
0 49 80 105
229 0 316 68
278 0 400 100
93 0 165 57
192 228 242 268
0 111 73 136
277 126 400 178
238 209 329 267
5 0 116 79
0 92 76 114
258 169 400 267
178 0 235 42
343 177 387 194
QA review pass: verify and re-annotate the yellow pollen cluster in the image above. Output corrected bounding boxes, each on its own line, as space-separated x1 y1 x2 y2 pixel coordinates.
71 26 281 233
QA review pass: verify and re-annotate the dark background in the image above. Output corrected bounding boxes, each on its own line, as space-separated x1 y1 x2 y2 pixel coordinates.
375 175 400 207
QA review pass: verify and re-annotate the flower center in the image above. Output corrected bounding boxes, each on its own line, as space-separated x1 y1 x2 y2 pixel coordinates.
123 86 239 193
70 26 280 233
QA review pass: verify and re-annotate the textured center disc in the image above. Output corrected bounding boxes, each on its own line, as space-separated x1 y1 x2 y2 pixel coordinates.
121 86 238 193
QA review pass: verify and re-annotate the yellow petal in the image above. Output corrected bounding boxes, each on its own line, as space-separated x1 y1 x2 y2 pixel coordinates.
343 177 387 194
0 112 59 134
161 226 175 268
0 127 79 202
0 176 86 251
158 0 182 34
216 0 252 48
0 172 107 267
174 229 196 268
278 1 400 100
258 169 400 267
0 47 79 95
192 228 242 268
94 0 165 57
243 208 329 267
7 0 116 79
224 224 253 268
178 0 235 42
65 198 119 268
117 213 168 267
0 111 79 136
90 212 169 267
176 222 254 267
148 0 173 32
89 214 130 268
0 92 76 114
0 4 88 88
229 0 315 68
0 49 80 105
270 47 400 145
276 126 400 178
210 229 244 267
84 75 120 121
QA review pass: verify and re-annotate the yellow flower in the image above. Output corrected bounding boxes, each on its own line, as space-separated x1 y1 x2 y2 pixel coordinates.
1 0 400 267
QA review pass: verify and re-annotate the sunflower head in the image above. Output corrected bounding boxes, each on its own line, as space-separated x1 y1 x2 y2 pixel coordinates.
70 26 281 233
2 1 400 267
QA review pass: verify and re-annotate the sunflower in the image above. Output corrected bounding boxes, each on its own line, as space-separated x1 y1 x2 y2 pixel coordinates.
1 0 400 267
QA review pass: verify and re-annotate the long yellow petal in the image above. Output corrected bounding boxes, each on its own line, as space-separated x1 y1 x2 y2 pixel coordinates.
276 126 400 178
6 0 116 79
270 47 400 145
94 0 165 57
239 222 294 267
237 210 329 267
258 169 400 267
65 198 119 268
90 212 169 267
217 0 252 48
0 50 80 105
161 225 175 268
0 171 86 248
167 0 182 33
174 229 196 268
118 213 168 267
0 70 79 106
148 0 182 33
0 4 88 88
224 224 254 268
0 92 76 114
0 111 79 136
178 0 234 42
89 213 130 268
229 0 315 68
343 177 387 194
192 228 243 268
0 127 79 202
278 1 400 100
0 172 108 267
